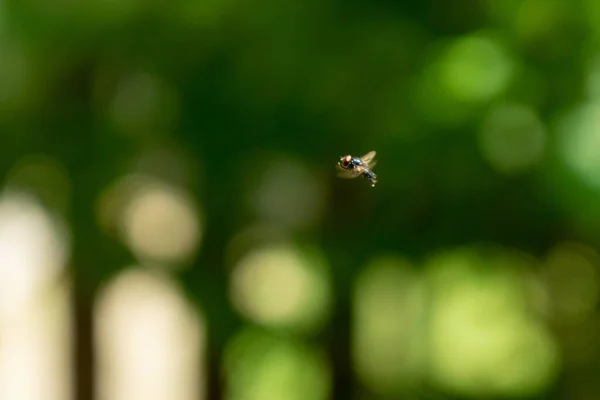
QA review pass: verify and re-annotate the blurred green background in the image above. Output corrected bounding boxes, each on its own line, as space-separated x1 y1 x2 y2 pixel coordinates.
0 0 599 399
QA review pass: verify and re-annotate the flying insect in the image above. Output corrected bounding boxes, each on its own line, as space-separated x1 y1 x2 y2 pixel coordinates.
337 151 378 187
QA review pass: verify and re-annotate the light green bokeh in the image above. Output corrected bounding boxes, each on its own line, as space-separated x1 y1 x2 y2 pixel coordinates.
414 51 474 127
478 103 546 174
414 34 514 127
352 256 426 395
541 242 600 325
439 34 513 103
557 102 600 190
223 327 331 400
585 55 600 100
425 248 559 398
229 244 331 335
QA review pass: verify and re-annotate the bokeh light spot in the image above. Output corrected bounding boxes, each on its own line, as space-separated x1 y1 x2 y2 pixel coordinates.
557 102 600 189
414 62 473 126
426 248 559 397
225 223 291 269
479 103 546 173
248 158 324 230
103 70 179 136
95 267 205 400
352 256 425 395
585 55 600 100
0 189 72 400
540 242 600 325
98 174 202 267
439 34 513 103
120 177 202 265
223 327 330 400
0 190 69 317
5 155 70 214
230 244 330 334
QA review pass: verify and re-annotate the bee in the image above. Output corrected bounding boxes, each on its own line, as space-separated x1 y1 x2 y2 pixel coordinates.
336 151 378 187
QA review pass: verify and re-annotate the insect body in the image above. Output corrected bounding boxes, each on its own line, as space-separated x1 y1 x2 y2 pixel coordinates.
337 151 378 187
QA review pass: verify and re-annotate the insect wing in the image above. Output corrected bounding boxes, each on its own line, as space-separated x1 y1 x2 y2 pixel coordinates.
360 151 376 167
337 166 364 179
